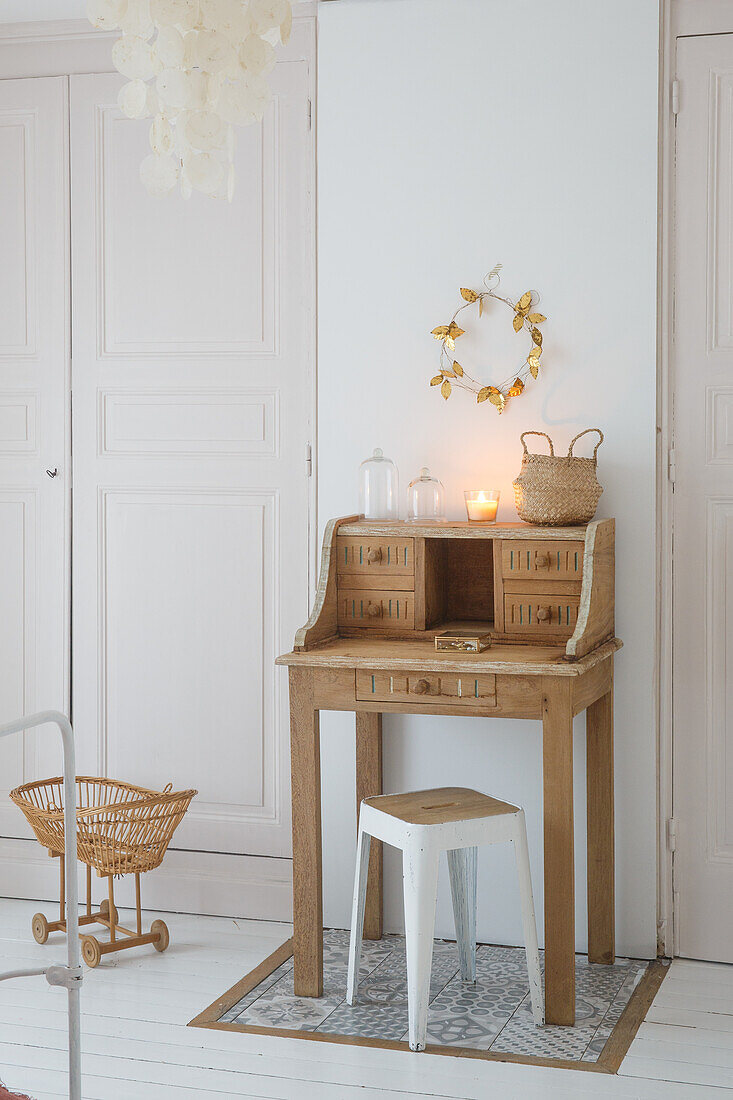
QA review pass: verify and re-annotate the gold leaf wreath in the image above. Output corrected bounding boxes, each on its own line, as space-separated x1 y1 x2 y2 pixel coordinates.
429 266 546 413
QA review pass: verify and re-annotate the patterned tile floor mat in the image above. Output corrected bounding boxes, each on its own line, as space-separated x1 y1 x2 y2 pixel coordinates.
214 930 650 1062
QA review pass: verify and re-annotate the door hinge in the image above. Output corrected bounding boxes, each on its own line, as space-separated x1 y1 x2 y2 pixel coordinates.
307 98 312 130
668 447 676 484
666 817 677 852
671 79 680 116
306 442 312 477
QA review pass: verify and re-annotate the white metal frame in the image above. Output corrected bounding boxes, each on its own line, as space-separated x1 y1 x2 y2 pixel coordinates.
656 0 733 961
347 797 544 1052
0 711 82 1100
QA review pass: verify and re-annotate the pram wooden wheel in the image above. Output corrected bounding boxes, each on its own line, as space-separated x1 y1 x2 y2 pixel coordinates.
82 935 101 968
151 919 169 952
32 913 49 944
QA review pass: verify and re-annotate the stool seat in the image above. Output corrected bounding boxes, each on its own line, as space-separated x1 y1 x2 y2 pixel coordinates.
363 787 519 825
348 785 544 1051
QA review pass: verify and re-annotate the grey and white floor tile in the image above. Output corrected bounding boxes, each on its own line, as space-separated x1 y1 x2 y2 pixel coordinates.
220 929 650 1062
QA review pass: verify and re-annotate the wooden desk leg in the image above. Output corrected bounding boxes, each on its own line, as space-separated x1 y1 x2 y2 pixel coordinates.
542 677 575 1025
356 711 383 940
587 671 615 965
289 667 323 997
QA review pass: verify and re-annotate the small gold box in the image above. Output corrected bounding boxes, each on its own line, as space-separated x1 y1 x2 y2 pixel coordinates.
434 630 493 653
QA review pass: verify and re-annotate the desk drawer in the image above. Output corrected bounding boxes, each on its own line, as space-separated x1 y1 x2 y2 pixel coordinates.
501 541 584 581
338 589 415 631
356 670 496 707
337 535 414 576
504 593 580 637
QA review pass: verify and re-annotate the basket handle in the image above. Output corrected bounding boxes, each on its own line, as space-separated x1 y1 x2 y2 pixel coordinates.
519 431 555 457
567 428 604 464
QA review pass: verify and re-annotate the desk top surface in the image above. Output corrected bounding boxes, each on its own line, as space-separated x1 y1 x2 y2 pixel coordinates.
337 520 590 540
276 637 622 677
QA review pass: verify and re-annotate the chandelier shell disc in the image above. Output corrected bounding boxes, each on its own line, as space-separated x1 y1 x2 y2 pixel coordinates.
118 78 150 118
151 0 198 31
217 74 270 125
239 34 275 75
139 152 179 195
184 109 227 150
194 29 236 73
249 0 288 35
154 24 185 67
150 114 174 154
87 0 128 29
186 151 225 194
200 0 248 38
112 35 155 80
119 0 154 38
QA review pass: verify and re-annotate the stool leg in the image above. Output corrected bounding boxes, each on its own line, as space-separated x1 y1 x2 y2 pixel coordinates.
346 827 372 1005
403 844 439 1052
447 847 477 983
512 811 544 1026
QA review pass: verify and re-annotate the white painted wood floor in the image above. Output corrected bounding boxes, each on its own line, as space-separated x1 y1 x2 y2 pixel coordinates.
0 899 730 1098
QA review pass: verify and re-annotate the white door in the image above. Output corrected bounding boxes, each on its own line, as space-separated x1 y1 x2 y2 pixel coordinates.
70 26 314 917
0 78 69 851
673 33 733 961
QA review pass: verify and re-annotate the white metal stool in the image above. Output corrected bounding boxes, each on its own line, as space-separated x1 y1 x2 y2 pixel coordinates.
347 787 544 1052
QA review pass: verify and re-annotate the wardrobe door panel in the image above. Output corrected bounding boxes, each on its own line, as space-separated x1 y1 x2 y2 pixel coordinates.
0 77 69 841
70 26 314 916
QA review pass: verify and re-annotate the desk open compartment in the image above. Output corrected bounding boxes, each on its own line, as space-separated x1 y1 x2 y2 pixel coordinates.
418 537 495 633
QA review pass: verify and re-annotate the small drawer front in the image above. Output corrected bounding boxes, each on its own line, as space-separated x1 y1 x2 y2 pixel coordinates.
337 535 414 576
356 670 496 707
338 589 414 631
502 541 584 581
504 593 580 636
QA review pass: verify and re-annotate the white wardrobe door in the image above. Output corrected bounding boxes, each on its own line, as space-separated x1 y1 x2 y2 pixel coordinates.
673 33 733 962
0 76 69 839
69 28 313 910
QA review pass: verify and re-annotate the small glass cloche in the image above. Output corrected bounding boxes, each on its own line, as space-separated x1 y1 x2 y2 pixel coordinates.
406 467 446 523
359 448 399 521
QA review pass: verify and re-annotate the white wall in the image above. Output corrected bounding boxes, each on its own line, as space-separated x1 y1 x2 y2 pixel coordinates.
317 0 659 957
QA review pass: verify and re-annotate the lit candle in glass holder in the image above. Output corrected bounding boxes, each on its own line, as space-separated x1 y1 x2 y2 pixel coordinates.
464 489 500 523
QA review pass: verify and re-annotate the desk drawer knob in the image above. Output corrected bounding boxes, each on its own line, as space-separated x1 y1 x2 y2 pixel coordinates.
366 601 383 618
535 553 551 569
367 548 382 564
536 606 551 622
412 678 430 695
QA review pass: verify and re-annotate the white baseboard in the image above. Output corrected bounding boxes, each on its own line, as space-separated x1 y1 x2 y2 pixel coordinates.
0 837 293 921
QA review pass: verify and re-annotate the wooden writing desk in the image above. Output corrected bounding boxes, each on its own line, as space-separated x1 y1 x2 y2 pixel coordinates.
277 517 620 1025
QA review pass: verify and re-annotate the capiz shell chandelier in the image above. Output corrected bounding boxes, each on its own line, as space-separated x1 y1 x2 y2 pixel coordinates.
87 0 293 199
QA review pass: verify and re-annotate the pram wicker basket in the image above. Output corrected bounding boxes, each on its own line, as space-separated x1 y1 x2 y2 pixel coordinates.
10 776 196 966
10 776 196 876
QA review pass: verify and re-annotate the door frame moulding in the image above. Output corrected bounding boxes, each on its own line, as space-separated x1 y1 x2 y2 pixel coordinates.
656 0 733 959
0 12 318 922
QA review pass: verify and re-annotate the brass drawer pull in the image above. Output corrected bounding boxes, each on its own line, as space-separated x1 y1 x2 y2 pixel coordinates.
412 678 431 695
366 601 383 617
367 548 382 564
536 606 551 622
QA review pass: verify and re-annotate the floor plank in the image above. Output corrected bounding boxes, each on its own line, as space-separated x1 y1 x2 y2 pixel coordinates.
0 901 731 1099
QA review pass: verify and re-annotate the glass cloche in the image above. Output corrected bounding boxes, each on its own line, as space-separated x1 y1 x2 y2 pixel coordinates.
358 448 399 521
406 467 446 523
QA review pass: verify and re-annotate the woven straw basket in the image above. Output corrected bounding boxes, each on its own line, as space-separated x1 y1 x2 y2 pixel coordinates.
512 428 604 526
10 776 196 876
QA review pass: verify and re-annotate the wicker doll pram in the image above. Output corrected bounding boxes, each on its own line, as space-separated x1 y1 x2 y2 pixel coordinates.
10 776 196 967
